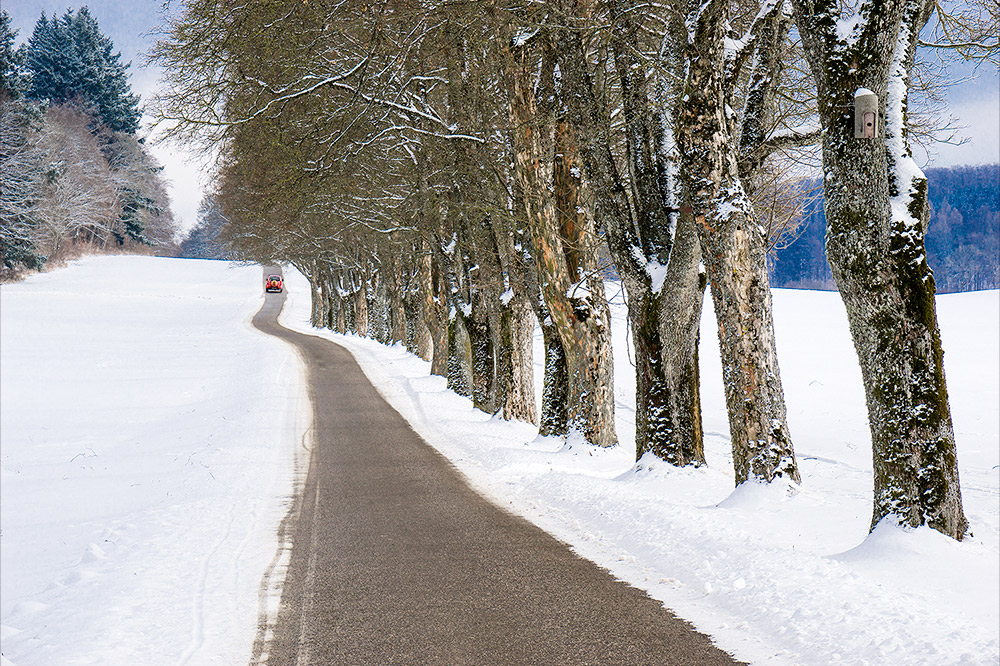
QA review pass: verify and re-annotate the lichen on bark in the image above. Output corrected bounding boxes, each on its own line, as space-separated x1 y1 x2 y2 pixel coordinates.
792 0 967 539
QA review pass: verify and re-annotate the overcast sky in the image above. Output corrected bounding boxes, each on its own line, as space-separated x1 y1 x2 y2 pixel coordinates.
8 1 1000 235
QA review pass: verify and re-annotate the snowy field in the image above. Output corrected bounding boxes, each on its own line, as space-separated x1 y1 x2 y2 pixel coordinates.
1 257 310 665
1 256 997 665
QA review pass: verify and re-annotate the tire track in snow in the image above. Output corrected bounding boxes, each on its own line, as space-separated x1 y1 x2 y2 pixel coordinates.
176 501 237 666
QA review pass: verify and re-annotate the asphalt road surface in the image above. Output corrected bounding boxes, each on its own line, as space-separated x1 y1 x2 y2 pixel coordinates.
251 282 744 666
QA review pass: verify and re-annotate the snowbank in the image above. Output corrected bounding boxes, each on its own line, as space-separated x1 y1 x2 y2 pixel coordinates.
1 256 995 666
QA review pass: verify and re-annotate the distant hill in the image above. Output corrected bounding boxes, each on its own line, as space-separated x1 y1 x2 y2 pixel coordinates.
771 164 1000 293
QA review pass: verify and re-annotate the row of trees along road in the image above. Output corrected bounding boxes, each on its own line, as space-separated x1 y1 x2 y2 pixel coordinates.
0 9 177 278
154 0 997 540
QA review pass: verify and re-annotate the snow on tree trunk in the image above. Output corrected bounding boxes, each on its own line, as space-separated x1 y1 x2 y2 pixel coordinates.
793 0 967 538
525 256 570 435
537 301 570 437
679 0 799 484
653 211 708 465
498 294 538 424
468 294 497 413
476 214 538 424
447 308 474 398
555 0 708 464
501 31 617 448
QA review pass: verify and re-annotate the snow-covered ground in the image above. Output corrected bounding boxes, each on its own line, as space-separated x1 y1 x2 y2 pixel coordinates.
2 256 997 665
1 257 310 666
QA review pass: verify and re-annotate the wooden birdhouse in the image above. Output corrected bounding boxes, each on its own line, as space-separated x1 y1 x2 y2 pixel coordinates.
854 89 879 139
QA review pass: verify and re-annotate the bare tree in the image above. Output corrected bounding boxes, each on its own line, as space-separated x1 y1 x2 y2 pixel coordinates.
793 0 968 539
537 0 709 463
663 0 804 484
499 16 619 448
32 105 119 257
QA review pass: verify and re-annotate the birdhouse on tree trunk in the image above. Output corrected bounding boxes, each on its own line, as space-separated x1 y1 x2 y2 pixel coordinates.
854 89 879 139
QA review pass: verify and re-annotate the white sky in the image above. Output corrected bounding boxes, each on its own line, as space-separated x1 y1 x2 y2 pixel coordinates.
8 1 1000 236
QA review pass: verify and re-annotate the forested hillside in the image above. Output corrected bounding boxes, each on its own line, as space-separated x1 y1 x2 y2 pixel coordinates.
0 8 177 280
771 164 1000 293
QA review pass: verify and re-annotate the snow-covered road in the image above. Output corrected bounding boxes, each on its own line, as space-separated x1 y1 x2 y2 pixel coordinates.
1 256 997 665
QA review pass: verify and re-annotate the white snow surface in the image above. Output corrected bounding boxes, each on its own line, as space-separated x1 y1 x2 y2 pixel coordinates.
2 256 997 665
1 257 310 666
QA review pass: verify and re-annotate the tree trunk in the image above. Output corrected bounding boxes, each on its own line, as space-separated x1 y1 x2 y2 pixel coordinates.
387 254 407 345
306 267 322 327
502 169 548 427
653 211 708 465
549 117 617 447
538 312 570 436
522 222 569 435
556 0 707 463
679 0 799 484
497 294 538 423
447 306 473 397
404 256 433 361
332 271 346 334
424 249 450 377
352 277 369 338
794 0 967 538
501 28 617 447
467 293 497 412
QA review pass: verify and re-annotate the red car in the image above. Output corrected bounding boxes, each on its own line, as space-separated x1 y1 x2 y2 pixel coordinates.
265 275 283 293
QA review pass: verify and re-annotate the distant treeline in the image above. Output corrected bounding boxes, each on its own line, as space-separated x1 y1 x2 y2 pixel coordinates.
771 164 1000 293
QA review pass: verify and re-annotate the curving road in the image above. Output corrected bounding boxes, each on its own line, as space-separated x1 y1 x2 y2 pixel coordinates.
250 282 744 666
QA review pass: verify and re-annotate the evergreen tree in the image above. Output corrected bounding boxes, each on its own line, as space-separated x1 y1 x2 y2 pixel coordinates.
1 10 27 99
68 8 140 134
0 99 46 274
23 13 79 103
22 8 140 134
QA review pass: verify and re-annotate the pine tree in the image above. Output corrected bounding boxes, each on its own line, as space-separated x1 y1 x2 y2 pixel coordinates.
23 9 140 134
68 8 140 134
1 10 27 99
24 13 79 103
1 99 46 274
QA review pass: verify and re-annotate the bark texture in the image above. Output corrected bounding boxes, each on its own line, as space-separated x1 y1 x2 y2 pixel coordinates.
794 0 967 538
554 0 705 462
678 0 800 484
501 28 618 448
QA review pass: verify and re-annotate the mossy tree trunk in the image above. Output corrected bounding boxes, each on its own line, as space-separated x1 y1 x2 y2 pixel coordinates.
793 0 967 538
